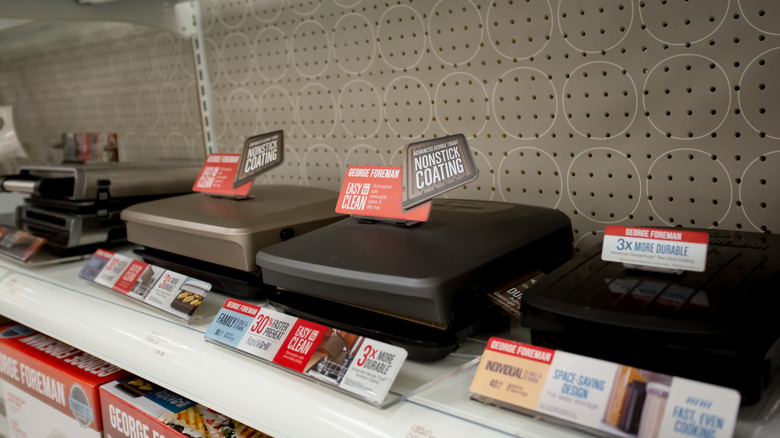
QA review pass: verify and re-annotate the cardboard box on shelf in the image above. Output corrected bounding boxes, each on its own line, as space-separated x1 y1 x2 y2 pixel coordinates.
0 323 128 438
100 375 270 438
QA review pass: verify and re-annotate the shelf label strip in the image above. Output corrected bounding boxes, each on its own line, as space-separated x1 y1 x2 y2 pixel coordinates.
206 298 408 406
470 337 740 438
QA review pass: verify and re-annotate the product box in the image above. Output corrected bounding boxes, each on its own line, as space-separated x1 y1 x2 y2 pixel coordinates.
0 323 128 438
100 375 270 438
62 132 118 163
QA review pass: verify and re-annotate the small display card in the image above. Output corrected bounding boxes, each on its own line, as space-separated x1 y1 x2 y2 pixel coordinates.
470 337 740 438
337 166 431 223
206 298 408 406
601 226 709 272
234 130 284 188
79 249 211 321
193 153 252 197
402 134 478 210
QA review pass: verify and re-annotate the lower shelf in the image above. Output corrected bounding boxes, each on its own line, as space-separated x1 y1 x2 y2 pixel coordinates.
0 255 777 438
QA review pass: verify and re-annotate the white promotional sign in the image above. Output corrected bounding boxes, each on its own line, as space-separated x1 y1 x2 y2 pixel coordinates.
602 226 709 272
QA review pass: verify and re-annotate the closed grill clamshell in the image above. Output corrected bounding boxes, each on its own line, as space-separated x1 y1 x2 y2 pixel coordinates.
521 230 780 405
256 199 574 359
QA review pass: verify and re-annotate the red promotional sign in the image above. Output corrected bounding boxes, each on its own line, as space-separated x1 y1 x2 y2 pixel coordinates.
193 154 252 197
336 166 431 222
272 319 328 372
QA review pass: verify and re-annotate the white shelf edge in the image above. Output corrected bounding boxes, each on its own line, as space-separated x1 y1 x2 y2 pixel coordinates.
0 261 519 438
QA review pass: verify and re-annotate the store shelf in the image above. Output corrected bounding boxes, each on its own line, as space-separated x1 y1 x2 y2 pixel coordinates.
0 249 778 438
0 251 553 438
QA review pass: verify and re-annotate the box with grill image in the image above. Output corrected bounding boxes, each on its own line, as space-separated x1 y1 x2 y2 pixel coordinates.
100 375 270 438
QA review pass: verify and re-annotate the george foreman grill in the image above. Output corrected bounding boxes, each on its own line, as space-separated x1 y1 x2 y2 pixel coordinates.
520 229 780 405
0 162 201 255
121 185 343 297
256 199 574 360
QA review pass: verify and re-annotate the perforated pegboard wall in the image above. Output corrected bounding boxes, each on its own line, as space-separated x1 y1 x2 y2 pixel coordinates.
0 21 203 165
0 0 779 246
197 0 780 245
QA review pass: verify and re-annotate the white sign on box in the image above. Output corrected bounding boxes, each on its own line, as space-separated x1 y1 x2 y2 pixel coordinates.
601 226 709 272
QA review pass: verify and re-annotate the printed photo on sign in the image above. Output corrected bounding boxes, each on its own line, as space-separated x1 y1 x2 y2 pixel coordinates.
144 271 210 318
234 130 284 188
305 329 363 385
127 264 165 300
402 134 478 210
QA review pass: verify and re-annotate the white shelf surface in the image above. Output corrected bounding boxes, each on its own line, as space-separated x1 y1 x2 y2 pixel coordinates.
0 253 778 438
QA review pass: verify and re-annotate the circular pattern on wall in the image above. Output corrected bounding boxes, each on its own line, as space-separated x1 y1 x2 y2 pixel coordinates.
498 147 562 208
164 131 194 157
644 55 730 139
339 79 382 139
129 37 153 82
296 82 337 139
254 27 289 82
452 147 495 200
487 0 553 60
739 0 780 35
647 149 732 228
290 0 321 16
377 5 426 70
259 85 296 135
303 143 342 190
252 0 284 23
493 67 557 139
345 144 387 168
738 47 780 139
291 20 330 78
384 76 432 139
558 0 633 53
639 0 729 45
434 72 488 136
224 87 259 138
217 0 248 29
158 83 184 129
109 40 131 78
259 147 303 185
152 33 179 80
567 148 641 223
740 151 779 233
220 32 253 84
205 37 221 85
134 85 160 130
428 0 483 65
333 13 376 74
333 0 361 7
114 86 136 130
563 61 637 139
211 92 228 140
55 50 89 94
